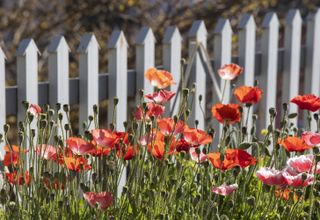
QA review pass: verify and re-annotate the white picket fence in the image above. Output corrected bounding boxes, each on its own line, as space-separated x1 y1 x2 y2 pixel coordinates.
1 9 320 157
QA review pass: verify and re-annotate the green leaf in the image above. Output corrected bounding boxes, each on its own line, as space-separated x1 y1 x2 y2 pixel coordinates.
238 142 252 149
288 113 298 118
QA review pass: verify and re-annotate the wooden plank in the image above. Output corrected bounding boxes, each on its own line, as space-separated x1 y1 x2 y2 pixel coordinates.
163 26 182 116
188 20 207 129
0 47 5 157
77 33 99 132
282 9 302 127
135 26 155 96
260 12 279 129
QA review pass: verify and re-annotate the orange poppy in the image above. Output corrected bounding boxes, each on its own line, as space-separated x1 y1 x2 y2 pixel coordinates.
5 171 30 185
144 67 175 89
211 103 241 124
66 137 95 155
148 132 176 160
291 94 320 112
182 127 212 146
157 118 185 136
218 63 243 80
278 136 312 152
207 149 256 171
91 129 124 148
234 86 263 104
3 145 25 167
64 156 91 171
275 188 299 202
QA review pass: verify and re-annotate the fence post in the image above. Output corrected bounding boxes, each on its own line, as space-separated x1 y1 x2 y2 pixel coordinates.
305 9 320 131
48 35 70 107
17 39 39 123
107 30 128 197
213 18 232 104
238 14 256 136
0 47 5 157
260 12 279 129
163 26 182 116
282 9 302 127
77 33 99 132
135 26 155 96
188 20 207 130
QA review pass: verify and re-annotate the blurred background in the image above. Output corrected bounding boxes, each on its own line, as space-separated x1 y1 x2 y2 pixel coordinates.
0 0 319 141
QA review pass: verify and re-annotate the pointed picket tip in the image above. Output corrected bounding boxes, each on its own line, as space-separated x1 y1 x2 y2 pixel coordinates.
77 33 100 53
262 12 279 28
307 8 320 21
48 35 70 53
0 47 6 59
163 26 182 44
107 30 128 49
213 18 232 34
286 9 302 25
188 20 207 38
16 38 40 56
135 26 156 45
238 14 256 29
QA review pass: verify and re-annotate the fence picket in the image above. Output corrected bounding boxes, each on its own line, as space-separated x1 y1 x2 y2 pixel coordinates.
188 20 207 129
305 9 320 131
16 39 39 123
107 30 128 197
48 35 70 107
213 18 232 104
0 47 5 156
163 26 182 116
135 26 155 96
77 33 99 132
260 12 279 129
282 9 302 127
237 14 256 135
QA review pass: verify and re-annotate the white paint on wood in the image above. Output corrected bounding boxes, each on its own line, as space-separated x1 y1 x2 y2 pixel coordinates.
163 26 182 116
77 33 99 132
0 47 6 157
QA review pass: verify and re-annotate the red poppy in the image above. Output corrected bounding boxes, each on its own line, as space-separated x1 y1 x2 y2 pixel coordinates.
234 86 263 104
218 63 243 80
66 137 95 155
43 177 65 190
28 103 42 117
157 118 185 136
211 104 241 124
83 191 113 210
301 131 320 146
89 145 112 157
135 103 165 120
278 136 312 152
275 189 299 202
182 127 212 147
64 156 91 171
145 90 176 104
5 171 30 185
144 67 175 89
148 132 176 160
3 145 25 167
291 94 320 112
116 145 136 161
207 149 256 171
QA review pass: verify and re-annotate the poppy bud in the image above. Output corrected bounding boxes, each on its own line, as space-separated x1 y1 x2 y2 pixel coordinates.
64 124 70 131
113 97 119 106
250 126 256 135
315 201 320 209
31 129 36 138
239 106 243 113
282 103 288 111
88 115 93 122
142 102 147 111
133 122 139 131
48 109 54 117
263 184 271 192
301 173 307 181
3 124 9 133
173 115 178 123
219 154 224 162
313 147 319 155
123 121 128 129
40 120 47 129
84 131 93 141
198 95 202 102
49 120 55 128
242 127 247 135
195 148 201 155
182 88 189 98
27 113 34 122
267 125 273 133
233 166 241 177
82 122 87 131
195 120 199 127
22 101 29 110
296 189 303 197
315 155 320 163
93 104 98 114
128 134 134 144
245 103 252 108
225 136 231 146
56 103 61 111
109 123 115 131
122 186 128 195
278 205 285 213
63 104 69 113
58 113 63 121
150 115 156 123
202 148 207 154
252 114 258 121
314 113 319 120
269 108 276 117
185 109 190 117
247 196 255 206
145 123 151 133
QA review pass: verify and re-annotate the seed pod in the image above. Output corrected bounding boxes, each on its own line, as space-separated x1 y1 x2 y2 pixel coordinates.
93 104 98 114
63 104 70 113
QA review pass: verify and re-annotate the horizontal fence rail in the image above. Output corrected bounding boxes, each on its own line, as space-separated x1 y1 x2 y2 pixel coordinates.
0 9 320 157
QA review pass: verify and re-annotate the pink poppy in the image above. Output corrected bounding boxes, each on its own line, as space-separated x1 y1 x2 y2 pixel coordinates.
217 63 243 80
301 131 320 146
28 104 42 117
91 129 119 147
282 172 314 187
157 118 185 136
66 137 95 155
286 154 314 173
212 183 238 196
145 90 176 105
83 192 113 210
35 144 59 161
134 103 165 120
189 147 207 163
256 168 287 186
